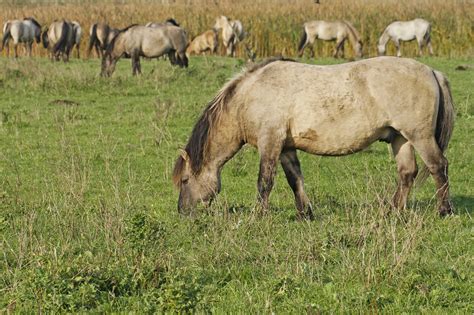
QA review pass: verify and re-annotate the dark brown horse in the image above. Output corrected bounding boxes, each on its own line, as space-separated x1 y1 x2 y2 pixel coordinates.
173 57 454 219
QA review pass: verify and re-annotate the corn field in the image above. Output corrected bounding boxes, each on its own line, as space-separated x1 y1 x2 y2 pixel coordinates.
1 0 473 58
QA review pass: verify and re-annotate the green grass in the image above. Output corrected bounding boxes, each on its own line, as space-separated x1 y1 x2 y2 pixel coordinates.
0 55 472 313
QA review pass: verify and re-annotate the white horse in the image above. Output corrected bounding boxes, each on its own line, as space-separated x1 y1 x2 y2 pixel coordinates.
71 21 82 58
377 18 433 57
2 17 41 57
298 20 363 58
213 16 245 57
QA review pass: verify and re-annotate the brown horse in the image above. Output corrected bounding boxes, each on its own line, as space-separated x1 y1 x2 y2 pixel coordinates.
87 22 118 58
173 57 454 219
101 24 188 76
186 29 218 57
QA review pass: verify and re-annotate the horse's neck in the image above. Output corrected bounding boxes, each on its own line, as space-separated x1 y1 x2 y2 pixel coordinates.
112 34 125 58
378 29 390 46
345 24 359 47
205 113 242 172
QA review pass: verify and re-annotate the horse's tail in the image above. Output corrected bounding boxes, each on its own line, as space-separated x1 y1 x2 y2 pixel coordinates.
53 21 69 55
41 27 49 48
417 71 455 183
2 21 12 51
297 26 307 56
423 22 432 44
87 23 98 57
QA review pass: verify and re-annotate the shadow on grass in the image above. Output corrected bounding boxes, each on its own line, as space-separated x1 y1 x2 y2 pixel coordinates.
452 195 474 215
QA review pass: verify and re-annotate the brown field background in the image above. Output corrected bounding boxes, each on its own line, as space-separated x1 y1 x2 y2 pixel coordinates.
1 0 473 59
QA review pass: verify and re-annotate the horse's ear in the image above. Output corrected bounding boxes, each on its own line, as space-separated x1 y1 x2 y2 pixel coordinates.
178 149 189 162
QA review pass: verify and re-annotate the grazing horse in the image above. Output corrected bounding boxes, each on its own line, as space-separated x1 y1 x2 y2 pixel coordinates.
42 20 76 62
101 24 188 77
2 17 41 57
378 18 433 57
173 57 454 219
71 21 82 58
87 22 119 58
213 16 245 57
186 29 218 57
298 20 363 58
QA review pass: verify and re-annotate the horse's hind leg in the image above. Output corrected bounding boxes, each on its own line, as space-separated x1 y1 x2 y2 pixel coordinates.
13 43 18 59
426 36 434 55
391 135 418 210
27 42 32 57
411 138 452 216
280 149 314 220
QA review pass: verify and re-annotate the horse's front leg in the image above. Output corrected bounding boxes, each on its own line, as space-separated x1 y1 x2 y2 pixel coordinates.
392 38 401 57
256 139 283 213
417 37 424 56
333 38 345 58
257 156 278 212
280 149 314 220
131 53 141 75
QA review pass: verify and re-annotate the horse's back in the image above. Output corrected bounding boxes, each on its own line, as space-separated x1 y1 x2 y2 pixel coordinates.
304 20 346 39
233 58 438 154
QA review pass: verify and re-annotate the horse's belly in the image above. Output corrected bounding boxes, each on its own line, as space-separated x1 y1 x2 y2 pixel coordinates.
290 123 390 156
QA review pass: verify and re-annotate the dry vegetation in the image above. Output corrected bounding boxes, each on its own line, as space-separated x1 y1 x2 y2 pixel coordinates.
1 0 473 58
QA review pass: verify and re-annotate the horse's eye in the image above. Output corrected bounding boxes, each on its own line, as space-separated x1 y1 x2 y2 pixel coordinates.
181 177 189 185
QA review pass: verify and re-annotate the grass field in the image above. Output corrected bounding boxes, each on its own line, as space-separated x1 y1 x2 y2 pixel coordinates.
0 55 472 312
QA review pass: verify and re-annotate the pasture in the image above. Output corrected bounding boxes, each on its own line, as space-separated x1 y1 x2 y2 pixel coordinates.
0 55 472 312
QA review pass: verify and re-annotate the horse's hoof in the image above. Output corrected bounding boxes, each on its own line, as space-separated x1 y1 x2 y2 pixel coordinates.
439 206 453 217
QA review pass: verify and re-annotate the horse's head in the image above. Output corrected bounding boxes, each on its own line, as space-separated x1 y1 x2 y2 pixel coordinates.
101 52 116 77
377 45 386 56
213 16 228 31
173 150 221 215
377 40 386 56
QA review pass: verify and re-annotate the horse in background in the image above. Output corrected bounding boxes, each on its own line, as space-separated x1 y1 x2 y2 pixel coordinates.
42 20 76 62
377 18 433 57
146 18 180 28
186 29 218 57
87 22 119 58
172 57 454 219
298 20 363 58
71 21 82 58
213 16 245 57
1 17 41 57
101 24 188 77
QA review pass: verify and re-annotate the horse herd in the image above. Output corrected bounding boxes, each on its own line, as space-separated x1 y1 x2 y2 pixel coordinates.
2 16 434 75
1 15 454 219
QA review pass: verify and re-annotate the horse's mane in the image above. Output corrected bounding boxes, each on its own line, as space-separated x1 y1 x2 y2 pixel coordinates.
166 18 180 27
173 56 295 186
342 21 361 44
24 17 41 29
105 24 137 55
